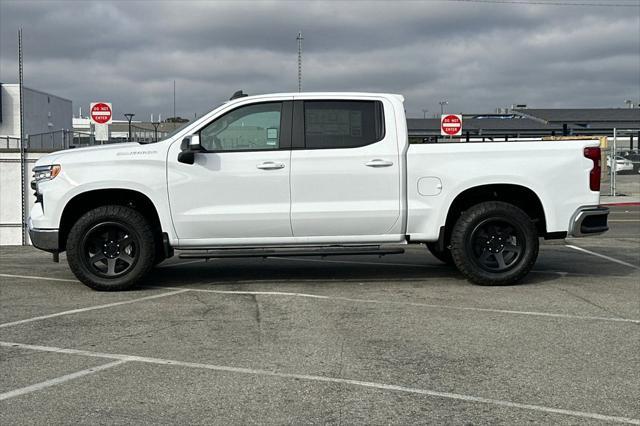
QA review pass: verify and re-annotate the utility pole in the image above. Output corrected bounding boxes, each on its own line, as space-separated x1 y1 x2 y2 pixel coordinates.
297 31 303 92
422 109 428 119
173 80 176 119
18 28 26 245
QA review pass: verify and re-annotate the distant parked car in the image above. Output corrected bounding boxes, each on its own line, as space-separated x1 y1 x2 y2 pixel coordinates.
622 152 640 173
607 156 634 173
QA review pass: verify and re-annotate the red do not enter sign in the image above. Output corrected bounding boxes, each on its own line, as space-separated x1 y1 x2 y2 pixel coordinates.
90 102 113 125
441 114 462 136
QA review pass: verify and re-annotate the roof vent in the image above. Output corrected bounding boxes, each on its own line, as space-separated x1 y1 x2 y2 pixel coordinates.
230 90 248 100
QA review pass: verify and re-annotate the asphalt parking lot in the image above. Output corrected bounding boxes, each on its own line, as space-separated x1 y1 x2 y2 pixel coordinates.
1 205 639 425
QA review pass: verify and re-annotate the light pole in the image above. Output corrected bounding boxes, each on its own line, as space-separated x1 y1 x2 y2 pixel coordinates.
151 121 160 143
422 109 428 119
124 113 135 142
439 100 448 115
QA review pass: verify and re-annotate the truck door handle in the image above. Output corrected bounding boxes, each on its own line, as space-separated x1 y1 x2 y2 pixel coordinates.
365 159 394 167
257 161 285 170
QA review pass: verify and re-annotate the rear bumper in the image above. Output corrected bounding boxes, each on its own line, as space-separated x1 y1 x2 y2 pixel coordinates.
28 227 60 253
569 206 609 237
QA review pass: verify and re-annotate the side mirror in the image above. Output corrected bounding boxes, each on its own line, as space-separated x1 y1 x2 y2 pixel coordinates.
178 134 202 165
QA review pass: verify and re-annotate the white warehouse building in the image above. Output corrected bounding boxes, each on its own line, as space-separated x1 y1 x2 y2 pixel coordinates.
0 83 72 245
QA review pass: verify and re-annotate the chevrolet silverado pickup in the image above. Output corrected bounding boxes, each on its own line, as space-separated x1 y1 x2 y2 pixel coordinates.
29 92 609 290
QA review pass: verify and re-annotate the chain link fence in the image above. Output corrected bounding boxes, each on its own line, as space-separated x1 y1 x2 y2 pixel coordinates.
26 130 73 150
18 127 175 151
604 129 640 197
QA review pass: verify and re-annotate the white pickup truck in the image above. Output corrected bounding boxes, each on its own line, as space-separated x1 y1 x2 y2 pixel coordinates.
29 92 609 290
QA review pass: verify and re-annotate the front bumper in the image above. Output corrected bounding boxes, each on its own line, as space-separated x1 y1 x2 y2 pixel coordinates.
28 227 60 253
569 206 609 237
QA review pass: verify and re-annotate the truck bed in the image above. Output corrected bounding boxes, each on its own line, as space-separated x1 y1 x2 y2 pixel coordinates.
405 139 601 241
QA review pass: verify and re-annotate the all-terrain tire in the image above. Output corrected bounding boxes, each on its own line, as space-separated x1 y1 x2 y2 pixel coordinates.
66 205 156 291
426 242 454 265
450 201 538 286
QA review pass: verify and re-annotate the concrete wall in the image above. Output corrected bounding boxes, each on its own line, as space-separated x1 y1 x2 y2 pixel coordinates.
0 84 72 138
0 151 48 245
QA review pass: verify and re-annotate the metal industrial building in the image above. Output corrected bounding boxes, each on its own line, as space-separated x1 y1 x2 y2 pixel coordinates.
0 83 72 148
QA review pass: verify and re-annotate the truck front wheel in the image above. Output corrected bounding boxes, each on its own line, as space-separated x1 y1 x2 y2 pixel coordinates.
450 201 538 286
66 205 156 291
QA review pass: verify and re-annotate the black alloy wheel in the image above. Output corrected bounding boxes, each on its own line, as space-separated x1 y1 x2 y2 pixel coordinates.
66 205 156 291
81 222 139 277
449 201 539 286
468 218 524 272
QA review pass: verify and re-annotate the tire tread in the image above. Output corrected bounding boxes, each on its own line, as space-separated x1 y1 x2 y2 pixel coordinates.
66 205 155 291
450 201 538 286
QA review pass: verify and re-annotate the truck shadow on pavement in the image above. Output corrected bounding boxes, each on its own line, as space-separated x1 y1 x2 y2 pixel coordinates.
139 256 561 289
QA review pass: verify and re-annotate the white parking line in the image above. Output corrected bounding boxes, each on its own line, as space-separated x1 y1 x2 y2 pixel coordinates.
0 341 637 424
0 360 127 401
0 273 77 283
0 289 190 329
566 245 640 270
155 286 639 324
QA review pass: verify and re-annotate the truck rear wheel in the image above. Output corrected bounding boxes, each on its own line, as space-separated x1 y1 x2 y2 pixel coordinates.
450 201 538 286
66 205 155 291
426 242 454 265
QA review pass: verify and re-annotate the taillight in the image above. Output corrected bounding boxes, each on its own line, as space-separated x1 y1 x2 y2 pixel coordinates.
583 147 601 192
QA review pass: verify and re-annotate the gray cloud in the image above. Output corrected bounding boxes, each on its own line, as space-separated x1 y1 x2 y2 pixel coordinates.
1 0 638 120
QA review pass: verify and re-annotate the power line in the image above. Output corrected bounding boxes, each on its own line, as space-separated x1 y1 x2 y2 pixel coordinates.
442 0 640 7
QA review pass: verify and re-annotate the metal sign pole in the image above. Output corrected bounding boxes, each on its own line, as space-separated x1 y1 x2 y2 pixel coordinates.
18 28 27 245
611 128 617 196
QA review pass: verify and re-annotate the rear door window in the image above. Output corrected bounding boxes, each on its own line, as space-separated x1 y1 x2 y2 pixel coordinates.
303 100 385 149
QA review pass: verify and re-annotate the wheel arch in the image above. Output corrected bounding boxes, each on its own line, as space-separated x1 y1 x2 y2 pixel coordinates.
441 184 549 247
59 188 164 254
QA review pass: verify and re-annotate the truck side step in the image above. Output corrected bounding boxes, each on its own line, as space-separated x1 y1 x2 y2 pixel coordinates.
178 246 405 259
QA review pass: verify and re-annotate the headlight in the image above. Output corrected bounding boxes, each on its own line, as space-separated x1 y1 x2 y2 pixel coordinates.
31 165 61 190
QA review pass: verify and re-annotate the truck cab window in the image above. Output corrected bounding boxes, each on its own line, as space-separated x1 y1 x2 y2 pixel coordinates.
303 100 385 149
200 102 282 152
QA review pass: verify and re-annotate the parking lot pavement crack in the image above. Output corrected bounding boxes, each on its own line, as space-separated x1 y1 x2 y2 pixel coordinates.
192 291 216 319
552 285 633 321
250 294 263 345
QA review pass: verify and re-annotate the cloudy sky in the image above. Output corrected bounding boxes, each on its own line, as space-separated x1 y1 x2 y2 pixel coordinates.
1 0 638 120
